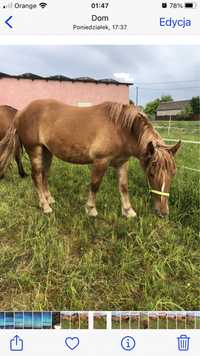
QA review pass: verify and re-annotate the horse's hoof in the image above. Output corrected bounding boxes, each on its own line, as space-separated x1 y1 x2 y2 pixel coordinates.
49 197 55 204
48 196 55 205
122 207 137 218
85 205 98 217
43 206 53 214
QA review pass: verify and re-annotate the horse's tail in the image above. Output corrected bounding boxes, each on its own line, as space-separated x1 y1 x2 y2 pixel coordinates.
0 124 19 177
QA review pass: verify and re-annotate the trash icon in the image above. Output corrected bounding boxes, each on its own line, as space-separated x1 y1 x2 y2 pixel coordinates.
177 335 190 351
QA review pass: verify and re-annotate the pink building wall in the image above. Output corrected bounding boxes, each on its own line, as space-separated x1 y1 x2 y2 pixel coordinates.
0 78 130 109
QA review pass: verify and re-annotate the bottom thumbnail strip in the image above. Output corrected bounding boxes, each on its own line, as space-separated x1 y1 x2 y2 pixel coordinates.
0 311 199 330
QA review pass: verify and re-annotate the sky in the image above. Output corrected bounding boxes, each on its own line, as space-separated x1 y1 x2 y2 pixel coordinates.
0 45 199 106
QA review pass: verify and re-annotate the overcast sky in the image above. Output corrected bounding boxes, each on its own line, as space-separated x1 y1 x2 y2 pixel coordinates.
0 46 199 105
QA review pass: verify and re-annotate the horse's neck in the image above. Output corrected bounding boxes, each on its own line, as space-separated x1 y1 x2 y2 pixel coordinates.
132 127 163 159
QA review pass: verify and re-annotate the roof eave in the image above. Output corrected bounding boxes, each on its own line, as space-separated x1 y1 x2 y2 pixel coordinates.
0 72 133 86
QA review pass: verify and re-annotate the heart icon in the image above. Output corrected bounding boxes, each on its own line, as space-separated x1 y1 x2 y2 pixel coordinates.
65 337 80 350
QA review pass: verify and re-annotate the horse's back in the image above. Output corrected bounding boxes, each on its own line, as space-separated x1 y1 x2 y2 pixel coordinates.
17 99 106 122
16 99 112 143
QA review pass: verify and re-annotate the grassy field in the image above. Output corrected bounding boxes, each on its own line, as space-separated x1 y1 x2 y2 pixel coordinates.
153 120 200 142
0 121 199 311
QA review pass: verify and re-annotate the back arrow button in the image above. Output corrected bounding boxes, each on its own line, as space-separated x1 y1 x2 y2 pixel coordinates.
5 16 13 29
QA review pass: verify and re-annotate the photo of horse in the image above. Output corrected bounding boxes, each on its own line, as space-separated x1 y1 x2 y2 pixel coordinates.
0 100 180 217
0 45 199 312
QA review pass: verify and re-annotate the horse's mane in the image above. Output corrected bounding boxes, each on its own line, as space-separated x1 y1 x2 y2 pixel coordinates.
102 102 178 175
1 105 17 113
104 102 161 145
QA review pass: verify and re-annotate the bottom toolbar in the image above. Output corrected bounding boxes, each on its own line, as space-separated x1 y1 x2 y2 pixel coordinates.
0 330 198 356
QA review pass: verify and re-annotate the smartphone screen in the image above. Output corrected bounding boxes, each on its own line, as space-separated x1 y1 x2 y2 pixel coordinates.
0 1 199 355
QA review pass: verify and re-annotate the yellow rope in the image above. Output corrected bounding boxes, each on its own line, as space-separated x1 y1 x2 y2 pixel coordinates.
149 189 169 197
147 179 170 197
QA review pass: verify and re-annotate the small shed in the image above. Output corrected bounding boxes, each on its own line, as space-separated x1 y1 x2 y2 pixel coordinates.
156 100 191 120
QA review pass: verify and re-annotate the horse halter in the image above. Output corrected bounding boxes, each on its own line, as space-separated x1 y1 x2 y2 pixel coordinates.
147 179 170 198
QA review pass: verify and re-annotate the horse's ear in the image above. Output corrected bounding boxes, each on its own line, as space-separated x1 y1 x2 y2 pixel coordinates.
146 141 155 156
168 140 181 156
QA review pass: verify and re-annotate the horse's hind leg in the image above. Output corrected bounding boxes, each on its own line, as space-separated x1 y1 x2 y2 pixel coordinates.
86 159 109 217
117 161 136 218
29 145 52 213
15 144 27 178
42 147 55 205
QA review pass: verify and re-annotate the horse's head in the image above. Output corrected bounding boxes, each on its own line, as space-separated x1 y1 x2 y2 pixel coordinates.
141 140 181 217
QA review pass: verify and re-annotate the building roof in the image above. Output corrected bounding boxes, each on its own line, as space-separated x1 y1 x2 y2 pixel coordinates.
157 100 191 112
0 72 133 86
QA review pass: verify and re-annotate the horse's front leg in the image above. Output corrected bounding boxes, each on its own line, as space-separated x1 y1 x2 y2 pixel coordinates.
85 159 109 217
117 161 137 218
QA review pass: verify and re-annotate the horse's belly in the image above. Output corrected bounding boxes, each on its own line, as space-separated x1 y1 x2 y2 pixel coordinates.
56 152 92 165
42 124 122 165
47 140 93 164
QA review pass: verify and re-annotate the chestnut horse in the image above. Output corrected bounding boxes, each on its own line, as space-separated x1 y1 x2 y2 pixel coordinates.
0 105 27 178
0 100 181 217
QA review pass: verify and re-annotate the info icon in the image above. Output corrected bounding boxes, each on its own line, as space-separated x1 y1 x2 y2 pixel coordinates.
121 336 136 351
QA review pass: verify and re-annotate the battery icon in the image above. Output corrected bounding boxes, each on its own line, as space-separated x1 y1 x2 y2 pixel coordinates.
185 2 194 7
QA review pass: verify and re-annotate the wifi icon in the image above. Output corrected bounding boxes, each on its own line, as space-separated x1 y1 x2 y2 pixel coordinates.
39 2 47 9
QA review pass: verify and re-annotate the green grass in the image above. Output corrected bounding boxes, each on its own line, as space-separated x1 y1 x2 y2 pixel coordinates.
153 120 200 142
0 121 199 311
153 120 200 129
154 128 199 142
